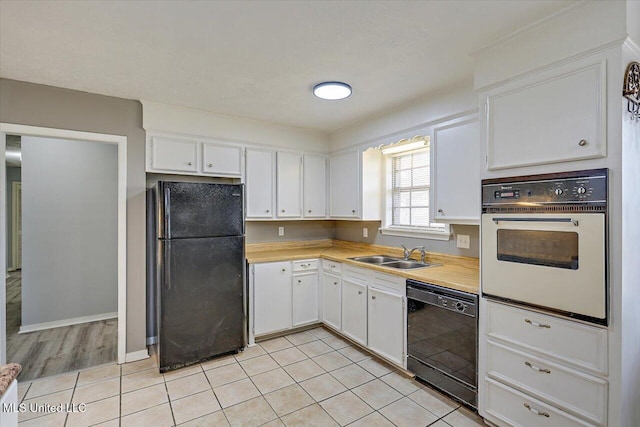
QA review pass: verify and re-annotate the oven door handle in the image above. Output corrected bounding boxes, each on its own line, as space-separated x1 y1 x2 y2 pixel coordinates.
491 217 579 226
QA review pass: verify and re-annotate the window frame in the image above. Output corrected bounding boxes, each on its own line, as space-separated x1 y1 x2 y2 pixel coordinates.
379 146 451 240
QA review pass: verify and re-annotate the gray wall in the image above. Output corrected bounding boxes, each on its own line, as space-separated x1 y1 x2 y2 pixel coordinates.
5 166 21 269
247 221 335 243
335 221 479 258
21 137 117 326
0 78 147 353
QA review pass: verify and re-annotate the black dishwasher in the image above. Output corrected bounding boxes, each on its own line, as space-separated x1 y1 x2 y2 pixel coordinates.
406 279 478 408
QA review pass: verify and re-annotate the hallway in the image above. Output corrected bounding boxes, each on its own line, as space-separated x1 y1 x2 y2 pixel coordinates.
6 270 117 381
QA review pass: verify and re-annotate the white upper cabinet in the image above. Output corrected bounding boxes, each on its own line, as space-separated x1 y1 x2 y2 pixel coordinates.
330 149 381 220
149 136 198 173
246 148 274 219
330 150 359 218
432 116 480 224
303 154 327 218
484 60 606 170
202 143 242 177
276 152 302 218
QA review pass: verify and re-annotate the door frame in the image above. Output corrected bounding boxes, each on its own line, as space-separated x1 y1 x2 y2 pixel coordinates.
0 123 127 365
11 181 21 271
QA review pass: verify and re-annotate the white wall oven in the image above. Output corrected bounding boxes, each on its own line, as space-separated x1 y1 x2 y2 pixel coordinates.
481 169 608 325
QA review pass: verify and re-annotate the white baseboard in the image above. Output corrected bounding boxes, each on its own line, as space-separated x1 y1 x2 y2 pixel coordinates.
18 312 118 334
125 349 149 363
146 336 157 346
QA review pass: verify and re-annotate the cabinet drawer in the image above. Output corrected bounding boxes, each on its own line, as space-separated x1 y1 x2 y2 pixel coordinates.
487 340 607 425
484 379 595 427
371 272 405 294
322 260 342 273
343 264 369 283
486 301 607 374
293 259 318 271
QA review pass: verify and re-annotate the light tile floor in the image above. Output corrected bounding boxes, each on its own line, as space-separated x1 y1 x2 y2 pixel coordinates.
15 327 486 427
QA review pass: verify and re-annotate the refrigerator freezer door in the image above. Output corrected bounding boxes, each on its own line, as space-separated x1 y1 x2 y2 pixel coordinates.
157 182 244 239
158 236 245 371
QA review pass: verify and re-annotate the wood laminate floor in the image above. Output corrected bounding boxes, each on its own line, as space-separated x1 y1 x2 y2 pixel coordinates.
6 270 117 381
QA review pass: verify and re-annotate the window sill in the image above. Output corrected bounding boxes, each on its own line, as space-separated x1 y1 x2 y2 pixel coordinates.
378 226 452 241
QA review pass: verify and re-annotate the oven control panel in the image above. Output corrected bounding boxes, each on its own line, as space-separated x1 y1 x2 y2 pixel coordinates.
482 168 607 207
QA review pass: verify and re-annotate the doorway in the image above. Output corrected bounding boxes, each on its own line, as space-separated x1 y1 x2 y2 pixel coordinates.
0 124 127 379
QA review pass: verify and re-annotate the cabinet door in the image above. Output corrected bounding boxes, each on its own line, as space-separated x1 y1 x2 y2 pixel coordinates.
202 143 242 177
151 137 198 173
246 149 274 218
292 273 319 326
303 154 327 218
254 262 291 336
341 279 367 346
432 117 480 224
368 287 404 366
486 61 606 170
330 150 359 218
276 152 302 218
322 272 342 330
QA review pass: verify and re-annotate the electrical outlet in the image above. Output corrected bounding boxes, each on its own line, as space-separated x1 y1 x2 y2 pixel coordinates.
457 234 470 249
278 226 284 236
363 228 368 238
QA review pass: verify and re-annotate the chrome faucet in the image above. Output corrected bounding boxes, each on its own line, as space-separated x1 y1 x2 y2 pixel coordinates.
402 245 426 262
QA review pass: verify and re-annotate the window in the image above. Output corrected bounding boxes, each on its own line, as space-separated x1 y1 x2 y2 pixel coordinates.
381 144 450 239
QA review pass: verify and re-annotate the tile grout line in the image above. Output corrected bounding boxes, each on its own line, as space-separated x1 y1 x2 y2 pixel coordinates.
163 375 177 427
200 356 232 427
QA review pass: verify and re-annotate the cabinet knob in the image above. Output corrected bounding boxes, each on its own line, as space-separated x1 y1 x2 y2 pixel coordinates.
266 209 270 213
208 163 213 167
282 209 285 213
187 161 193 166
352 210 356 214
333 282 338 285
358 291 362 295
578 139 588 147
437 209 444 213
308 210 312 213
371 295 376 300
282 268 286 272
297 280 302 283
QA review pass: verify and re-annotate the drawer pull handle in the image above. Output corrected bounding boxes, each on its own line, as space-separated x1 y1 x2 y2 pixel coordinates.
524 319 550 328
525 361 551 374
523 403 550 417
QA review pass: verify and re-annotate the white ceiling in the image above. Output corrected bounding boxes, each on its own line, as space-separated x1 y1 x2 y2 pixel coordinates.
0 0 577 132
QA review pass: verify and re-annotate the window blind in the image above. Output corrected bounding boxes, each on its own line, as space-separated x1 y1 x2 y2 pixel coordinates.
391 149 430 227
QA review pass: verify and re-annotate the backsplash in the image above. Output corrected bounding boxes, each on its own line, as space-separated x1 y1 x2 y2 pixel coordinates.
334 221 479 258
246 221 336 243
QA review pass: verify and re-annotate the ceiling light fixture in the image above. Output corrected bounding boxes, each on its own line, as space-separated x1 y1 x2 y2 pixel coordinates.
313 81 352 100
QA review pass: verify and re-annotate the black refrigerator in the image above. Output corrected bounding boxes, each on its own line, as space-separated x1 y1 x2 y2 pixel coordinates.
152 181 245 372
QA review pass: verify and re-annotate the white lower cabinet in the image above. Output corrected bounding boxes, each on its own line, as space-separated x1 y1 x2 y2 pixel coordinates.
484 379 594 427
368 286 405 366
480 300 608 427
292 272 319 327
341 278 367 346
322 271 342 330
253 261 292 336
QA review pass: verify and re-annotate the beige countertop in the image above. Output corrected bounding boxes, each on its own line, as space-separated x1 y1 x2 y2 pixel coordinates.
246 239 479 294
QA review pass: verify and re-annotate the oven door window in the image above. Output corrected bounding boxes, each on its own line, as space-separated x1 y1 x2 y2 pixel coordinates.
496 229 578 270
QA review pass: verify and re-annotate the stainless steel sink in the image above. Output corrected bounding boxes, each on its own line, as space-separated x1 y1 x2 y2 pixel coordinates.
348 255 441 270
380 260 441 269
349 255 401 264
